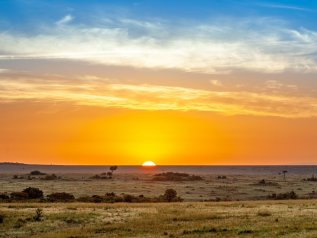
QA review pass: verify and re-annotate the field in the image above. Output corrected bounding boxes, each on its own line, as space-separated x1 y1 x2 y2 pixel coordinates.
2 166 317 237
1 171 317 201
2 200 317 237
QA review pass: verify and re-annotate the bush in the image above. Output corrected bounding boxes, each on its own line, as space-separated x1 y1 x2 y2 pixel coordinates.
22 187 44 199
30 170 46 176
153 172 203 181
0 214 4 224
42 174 58 180
303 175 317 182
267 191 298 200
164 189 177 202
257 210 272 217
33 208 43 221
47 192 75 202
0 193 9 200
10 192 29 200
123 194 134 203
256 179 279 186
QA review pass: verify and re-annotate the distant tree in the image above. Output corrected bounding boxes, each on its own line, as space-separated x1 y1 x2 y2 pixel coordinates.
164 189 177 202
282 170 288 180
109 166 118 173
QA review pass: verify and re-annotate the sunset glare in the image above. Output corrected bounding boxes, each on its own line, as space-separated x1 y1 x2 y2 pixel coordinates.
142 161 156 167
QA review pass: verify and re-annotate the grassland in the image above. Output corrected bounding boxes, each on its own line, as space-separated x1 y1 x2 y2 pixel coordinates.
1 200 317 237
1 172 317 201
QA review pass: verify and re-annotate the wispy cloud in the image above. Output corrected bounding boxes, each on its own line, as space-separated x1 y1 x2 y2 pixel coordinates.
0 18 317 74
56 14 74 25
256 3 314 12
0 74 317 118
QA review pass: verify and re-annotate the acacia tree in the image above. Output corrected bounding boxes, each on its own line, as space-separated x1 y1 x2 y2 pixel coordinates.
282 170 288 180
109 166 118 173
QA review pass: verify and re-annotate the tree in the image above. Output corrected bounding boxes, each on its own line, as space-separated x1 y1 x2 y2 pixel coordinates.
164 189 177 202
282 170 288 180
110 166 118 173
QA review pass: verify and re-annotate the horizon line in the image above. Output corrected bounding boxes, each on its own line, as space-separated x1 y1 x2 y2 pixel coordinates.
1 162 317 166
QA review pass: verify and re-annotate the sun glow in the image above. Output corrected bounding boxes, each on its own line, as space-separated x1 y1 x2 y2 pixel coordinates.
142 161 156 167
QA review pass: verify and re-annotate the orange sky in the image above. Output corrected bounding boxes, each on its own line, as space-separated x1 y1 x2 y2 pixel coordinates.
1 101 317 165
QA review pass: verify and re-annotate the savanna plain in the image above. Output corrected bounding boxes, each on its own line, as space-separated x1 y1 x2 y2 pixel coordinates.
2 165 317 237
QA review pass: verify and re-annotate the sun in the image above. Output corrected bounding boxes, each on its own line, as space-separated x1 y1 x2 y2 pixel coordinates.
142 161 156 167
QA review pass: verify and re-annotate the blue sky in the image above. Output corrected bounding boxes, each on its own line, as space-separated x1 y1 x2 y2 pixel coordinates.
1 0 317 31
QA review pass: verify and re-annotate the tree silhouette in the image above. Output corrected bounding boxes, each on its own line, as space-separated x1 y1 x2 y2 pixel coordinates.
282 170 288 180
110 166 118 173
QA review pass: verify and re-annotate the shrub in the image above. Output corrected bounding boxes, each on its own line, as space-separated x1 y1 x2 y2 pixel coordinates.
91 195 104 203
33 208 43 221
268 191 298 200
22 187 43 199
30 170 46 175
42 174 58 180
0 214 4 224
153 172 203 181
123 194 134 203
0 193 9 200
164 189 177 202
303 175 317 182
10 192 29 200
257 210 272 217
256 179 279 186
47 192 75 202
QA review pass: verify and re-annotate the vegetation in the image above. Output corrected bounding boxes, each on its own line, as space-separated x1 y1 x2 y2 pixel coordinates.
303 175 317 181
267 191 298 200
255 179 279 186
1 200 317 237
29 170 46 176
153 172 203 181
4 187 182 203
47 192 75 202
22 187 44 199
33 208 43 222
163 188 178 202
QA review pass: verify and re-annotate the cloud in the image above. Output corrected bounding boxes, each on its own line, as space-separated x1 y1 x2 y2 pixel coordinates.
0 18 317 74
210 80 223 87
0 69 8 73
56 14 74 25
0 74 317 118
257 3 314 12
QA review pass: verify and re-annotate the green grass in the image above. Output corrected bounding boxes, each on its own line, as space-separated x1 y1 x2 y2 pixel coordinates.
1 200 317 237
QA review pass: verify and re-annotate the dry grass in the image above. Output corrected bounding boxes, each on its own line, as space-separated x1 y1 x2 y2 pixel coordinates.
1 173 316 201
1 200 317 237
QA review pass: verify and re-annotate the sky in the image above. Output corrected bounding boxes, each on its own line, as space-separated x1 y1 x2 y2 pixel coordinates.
1 0 317 165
